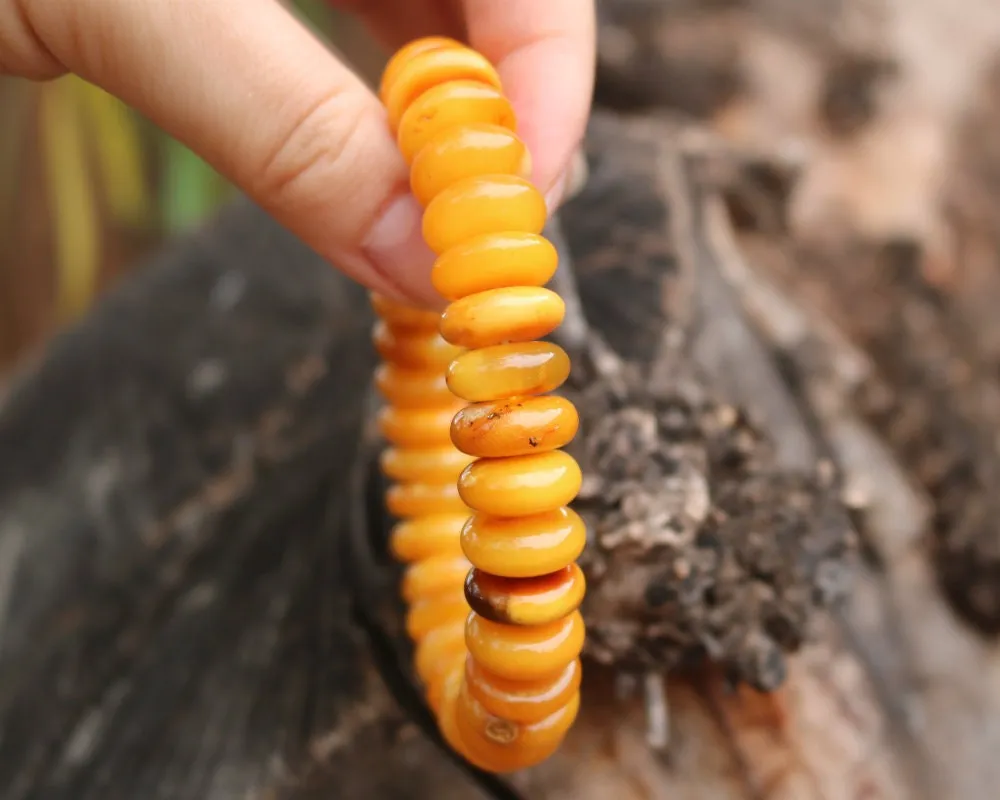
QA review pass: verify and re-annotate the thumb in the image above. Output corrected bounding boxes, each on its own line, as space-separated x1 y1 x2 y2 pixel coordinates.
15 0 438 306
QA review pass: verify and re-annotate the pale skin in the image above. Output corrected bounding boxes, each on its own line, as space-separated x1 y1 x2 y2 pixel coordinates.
0 0 597 308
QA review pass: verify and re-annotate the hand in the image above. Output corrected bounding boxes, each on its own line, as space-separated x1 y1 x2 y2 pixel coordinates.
1 0 596 307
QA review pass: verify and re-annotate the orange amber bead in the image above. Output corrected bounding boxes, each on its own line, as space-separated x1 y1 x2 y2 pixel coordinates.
374 364 457 409
446 342 571 403
458 451 582 517
465 565 586 626
439 287 565 349
384 48 502 131
377 404 463 448
419 626 468 711
422 175 547 255
390 513 469 563
380 446 472 483
450 396 579 458
387 482 470 518
453 681 579 772
402 553 473 602
411 124 531 206
465 657 581 724
379 36 461 102
432 232 558 301
407 594 471 641
369 293 440 329
460 508 587 578
373 321 464 369
465 610 586 681
397 81 516 164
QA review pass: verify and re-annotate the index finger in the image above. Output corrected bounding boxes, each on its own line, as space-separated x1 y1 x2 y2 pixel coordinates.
462 0 595 206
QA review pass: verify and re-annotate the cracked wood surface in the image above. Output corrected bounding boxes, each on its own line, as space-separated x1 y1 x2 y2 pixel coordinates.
2 106 996 799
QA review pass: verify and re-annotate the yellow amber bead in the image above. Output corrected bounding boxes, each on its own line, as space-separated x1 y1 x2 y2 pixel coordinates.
415 618 467 687
432 232 558 301
402 554 472 603
373 321 463 369
390 513 468 563
461 508 587 578
446 342 571 402
374 364 456 409
387 482 470 518
384 48 502 132
380 446 472 483
397 80 516 164
458 451 582 517
370 293 439 329
423 640 467 714
379 36 461 102
465 565 586 626
465 610 586 681
377 404 462 448
422 175 547 255
407 594 470 641
455 680 579 769
466 657 581 724
411 124 530 206
450 396 579 458
439 667 497 772
439 287 565 349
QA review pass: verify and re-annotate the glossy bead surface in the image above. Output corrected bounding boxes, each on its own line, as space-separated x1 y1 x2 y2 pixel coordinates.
460 508 587 578
377 404 462 447
379 36 460 102
385 48 502 131
466 610 586 681
458 451 582 517
387 482 470 518
397 81 516 164
439 287 565 349
422 175 547 255
370 293 440 329
411 124 531 206
390 513 469 563
432 233 558 301
403 554 473 602
465 657 581 724
374 364 456 409
446 342 571 403
465 565 586 626
450 396 579 458
407 594 472 641
373 321 463 369
380 446 472 483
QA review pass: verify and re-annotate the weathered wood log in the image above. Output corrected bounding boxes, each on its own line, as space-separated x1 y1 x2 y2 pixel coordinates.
4 102 1000 799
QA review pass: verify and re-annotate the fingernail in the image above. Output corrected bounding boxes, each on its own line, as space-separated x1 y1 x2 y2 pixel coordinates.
362 193 442 309
544 148 588 212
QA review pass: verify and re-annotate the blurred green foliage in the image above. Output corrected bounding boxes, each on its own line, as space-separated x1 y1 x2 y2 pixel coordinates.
0 0 341 365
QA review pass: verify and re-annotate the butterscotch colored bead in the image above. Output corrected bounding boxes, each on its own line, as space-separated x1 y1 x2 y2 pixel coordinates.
374 364 457 409
411 123 531 206
373 321 463 369
457 450 582 517
446 342 571 403
397 81 516 164
390 513 469 563
407 594 471 641
432 232 558 301
465 564 586 626
369 293 440 329
384 47 502 131
465 656 581 724
387 482 470 518
378 36 460 102
402 553 473 603
465 610 586 681
422 175 547 255
439 287 565 349
450 395 579 458
380 446 472 484
377 404 463 448
460 508 587 578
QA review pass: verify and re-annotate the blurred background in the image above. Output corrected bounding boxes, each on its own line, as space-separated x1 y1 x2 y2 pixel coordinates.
0 1 387 373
